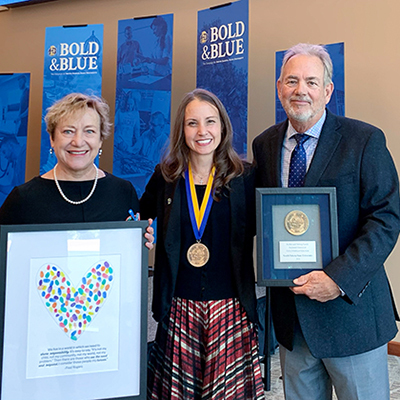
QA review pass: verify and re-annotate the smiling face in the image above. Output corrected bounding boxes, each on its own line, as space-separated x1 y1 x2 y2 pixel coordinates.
183 98 222 161
277 54 333 132
50 108 102 180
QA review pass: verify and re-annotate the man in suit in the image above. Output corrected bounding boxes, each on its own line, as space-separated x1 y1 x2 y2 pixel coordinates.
252 43 400 400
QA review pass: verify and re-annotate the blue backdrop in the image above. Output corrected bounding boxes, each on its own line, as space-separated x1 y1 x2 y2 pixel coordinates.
40 24 103 173
197 0 249 157
113 14 173 197
0 73 30 206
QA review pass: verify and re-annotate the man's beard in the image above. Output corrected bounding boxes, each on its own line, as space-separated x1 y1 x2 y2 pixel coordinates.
284 96 324 124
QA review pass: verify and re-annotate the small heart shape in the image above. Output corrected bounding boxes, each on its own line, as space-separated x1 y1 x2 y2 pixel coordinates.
37 261 114 341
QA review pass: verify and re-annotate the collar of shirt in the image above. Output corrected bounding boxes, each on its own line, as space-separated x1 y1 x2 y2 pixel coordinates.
281 110 327 187
286 110 327 141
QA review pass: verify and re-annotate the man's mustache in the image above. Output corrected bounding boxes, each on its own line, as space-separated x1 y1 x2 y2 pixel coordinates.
290 96 312 104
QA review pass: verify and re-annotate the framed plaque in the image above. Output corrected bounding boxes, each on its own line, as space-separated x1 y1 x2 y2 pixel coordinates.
0 221 148 400
256 187 339 286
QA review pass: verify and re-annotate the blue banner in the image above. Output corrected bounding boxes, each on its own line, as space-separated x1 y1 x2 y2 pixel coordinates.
0 73 30 206
113 14 173 197
197 0 249 157
276 42 345 123
40 24 103 173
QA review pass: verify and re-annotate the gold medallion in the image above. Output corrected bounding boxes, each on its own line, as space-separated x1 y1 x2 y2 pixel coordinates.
187 242 210 267
284 210 309 236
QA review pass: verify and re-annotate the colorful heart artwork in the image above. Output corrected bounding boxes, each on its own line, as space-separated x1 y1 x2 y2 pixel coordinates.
37 261 114 341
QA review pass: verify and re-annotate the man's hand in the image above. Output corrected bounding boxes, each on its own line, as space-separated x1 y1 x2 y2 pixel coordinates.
291 271 341 302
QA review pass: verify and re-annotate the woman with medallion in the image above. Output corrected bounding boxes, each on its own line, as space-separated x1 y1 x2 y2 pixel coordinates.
0 93 153 247
141 88 265 399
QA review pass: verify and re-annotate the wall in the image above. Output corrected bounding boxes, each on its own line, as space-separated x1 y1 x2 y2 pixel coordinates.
1 0 400 339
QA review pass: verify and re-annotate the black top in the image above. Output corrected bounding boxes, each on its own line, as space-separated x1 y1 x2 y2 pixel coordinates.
140 164 258 323
174 180 237 301
0 173 139 225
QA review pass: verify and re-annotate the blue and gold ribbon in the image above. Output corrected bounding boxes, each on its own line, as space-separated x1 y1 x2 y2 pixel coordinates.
184 162 215 241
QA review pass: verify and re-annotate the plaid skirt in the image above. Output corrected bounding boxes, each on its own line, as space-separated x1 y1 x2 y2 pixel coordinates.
148 297 265 400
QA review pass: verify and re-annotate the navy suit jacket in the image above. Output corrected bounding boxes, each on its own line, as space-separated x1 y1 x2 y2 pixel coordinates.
252 110 400 358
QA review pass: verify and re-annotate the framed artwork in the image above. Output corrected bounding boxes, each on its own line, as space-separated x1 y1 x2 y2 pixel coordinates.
0 221 148 400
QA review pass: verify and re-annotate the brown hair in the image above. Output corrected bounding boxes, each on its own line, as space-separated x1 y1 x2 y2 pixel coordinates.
160 88 244 197
45 93 112 140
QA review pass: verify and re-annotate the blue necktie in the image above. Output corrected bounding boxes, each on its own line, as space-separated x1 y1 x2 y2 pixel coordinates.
288 134 310 187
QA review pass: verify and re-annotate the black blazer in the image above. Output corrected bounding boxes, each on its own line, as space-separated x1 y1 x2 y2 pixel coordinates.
252 110 400 358
140 164 259 324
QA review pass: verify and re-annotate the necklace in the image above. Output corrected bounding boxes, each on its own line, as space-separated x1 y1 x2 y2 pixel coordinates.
191 169 211 185
53 163 99 205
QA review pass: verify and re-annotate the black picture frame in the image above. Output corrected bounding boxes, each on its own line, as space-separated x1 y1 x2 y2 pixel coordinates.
256 187 339 286
0 221 148 400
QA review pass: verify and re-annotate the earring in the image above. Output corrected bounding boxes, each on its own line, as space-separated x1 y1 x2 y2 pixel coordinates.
49 148 54 155
99 149 103 157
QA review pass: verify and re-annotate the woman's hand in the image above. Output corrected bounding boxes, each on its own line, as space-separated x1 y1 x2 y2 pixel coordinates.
144 218 154 250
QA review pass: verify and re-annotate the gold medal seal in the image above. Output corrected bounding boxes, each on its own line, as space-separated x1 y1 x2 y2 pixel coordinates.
187 242 210 267
284 210 309 236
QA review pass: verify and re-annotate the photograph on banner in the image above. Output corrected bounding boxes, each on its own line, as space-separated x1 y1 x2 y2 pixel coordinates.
40 24 103 174
114 14 173 196
275 42 345 124
0 73 30 206
197 0 248 157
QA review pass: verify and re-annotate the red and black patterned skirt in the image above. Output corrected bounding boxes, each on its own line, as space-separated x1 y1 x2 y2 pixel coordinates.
148 297 265 399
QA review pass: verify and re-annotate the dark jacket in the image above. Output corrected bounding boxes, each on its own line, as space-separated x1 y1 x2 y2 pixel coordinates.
252 110 400 358
140 164 259 323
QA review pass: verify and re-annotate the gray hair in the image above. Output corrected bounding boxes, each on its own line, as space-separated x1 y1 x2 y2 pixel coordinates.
279 43 333 87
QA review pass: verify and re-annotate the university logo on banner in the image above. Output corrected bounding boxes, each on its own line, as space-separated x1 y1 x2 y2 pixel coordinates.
113 14 174 197
276 42 345 123
40 24 103 173
0 73 30 206
197 0 248 156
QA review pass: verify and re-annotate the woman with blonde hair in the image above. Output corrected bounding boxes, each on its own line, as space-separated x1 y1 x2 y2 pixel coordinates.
0 93 153 247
